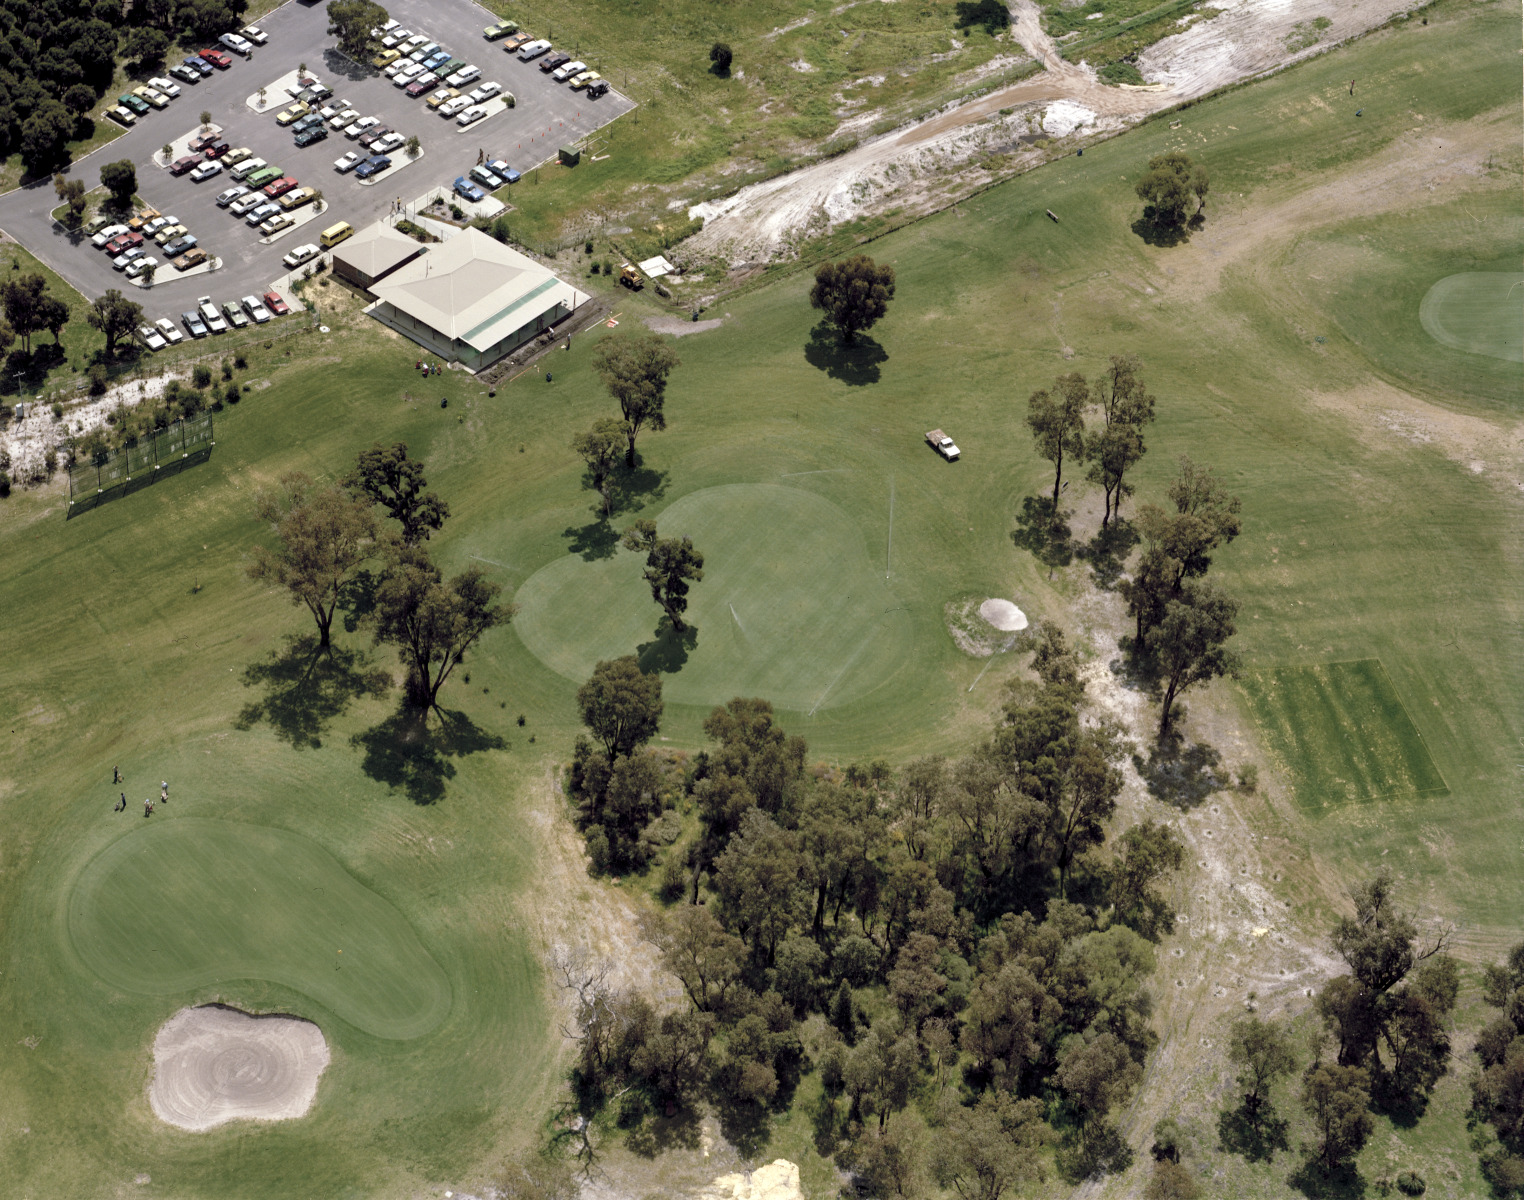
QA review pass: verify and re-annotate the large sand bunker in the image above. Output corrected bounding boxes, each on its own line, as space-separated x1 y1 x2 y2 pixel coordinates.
980 599 1029 632
149 1005 330 1131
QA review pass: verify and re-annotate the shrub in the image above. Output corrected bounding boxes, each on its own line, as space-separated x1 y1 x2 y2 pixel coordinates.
221 359 233 381
1101 60 1146 86
1396 1173 1426 1196
191 364 212 389
449 204 464 220
709 41 733 75
224 382 240 405
658 852 688 901
0 471 10 497
234 354 247 369
584 239 594 253
1237 763 1259 793
52 401 65 417
585 827 610 875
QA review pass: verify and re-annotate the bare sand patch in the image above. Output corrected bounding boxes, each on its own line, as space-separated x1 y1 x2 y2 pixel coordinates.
980 598 1029 631
149 1005 329 1132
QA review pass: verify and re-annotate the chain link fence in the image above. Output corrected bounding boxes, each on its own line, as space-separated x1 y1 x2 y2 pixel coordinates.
67 412 215 513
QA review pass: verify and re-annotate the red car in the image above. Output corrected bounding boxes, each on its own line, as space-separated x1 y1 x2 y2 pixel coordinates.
189 133 220 153
203 142 232 159
104 231 144 254
262 290 289 316
170 155 201 175
199 48 232 68
262 176 298 198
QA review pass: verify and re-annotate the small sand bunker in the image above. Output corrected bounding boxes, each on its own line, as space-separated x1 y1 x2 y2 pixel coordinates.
149 1005 329 1132
979 599 1028 632
701 1160 803 1200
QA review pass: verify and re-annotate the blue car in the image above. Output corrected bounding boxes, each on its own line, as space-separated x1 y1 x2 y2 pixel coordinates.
183 55 215 77
425 51 451 71
487 159 520 184
354 154 392 179
453 176 486 203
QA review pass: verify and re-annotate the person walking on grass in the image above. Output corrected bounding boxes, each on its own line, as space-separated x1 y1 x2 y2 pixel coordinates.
113 766 121 784
117 792 127 812
161 781 169 803
144 798 154 818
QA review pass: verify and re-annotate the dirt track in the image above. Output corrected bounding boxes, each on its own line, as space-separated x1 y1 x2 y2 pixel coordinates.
687 0 1415 265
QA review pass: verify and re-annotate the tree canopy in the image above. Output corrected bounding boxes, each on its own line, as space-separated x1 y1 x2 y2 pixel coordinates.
86 289 142 362
1135 151 1209 228
326 0 389 59
1026 373 1088 507
100 160 137 209
570 418 625 515
345 442 450 543
621 519 704 631
592 332 680 466
810 255 896 344
577 656 664 759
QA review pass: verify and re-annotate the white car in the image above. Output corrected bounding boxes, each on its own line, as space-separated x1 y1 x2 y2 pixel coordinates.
371 131 405 154
154 317 186 345
260 213 294 235
219 32 253 56
551 60 586 83
446 65 480 87
468 81 502 102
137 323 167 351
216 184 249 207
189 161 223 182
392 63 423 85
383 58 411 77
282 243 320 268
241 25 269 44
319 99 348 120
439 95 471 116
147 75 181 98
198 296 229 333
456 105 488 127
517 39 552 61
329 106 360 127
344 116 379 139
142 215 172 236
230 192 266 215
241 294 273 323
334 150 361 172
382 28 411 48
112 246 146 270
91 223 129 248
245 201 280 226
403 33 427 49
125 255 159 279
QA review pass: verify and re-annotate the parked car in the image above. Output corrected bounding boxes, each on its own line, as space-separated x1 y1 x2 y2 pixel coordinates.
345 115 379 139
241 294 273 323
118 92 150 115
112 246 146 270
282 243 320 269
214 186 246 209
146 74 181 98
262 176 298 198
190 161 223 182
295 125 329 147
406 75 440 97
137 323 167 351
163 233 198 256
487 159 519 184
424 51 452 73
220 300 249 329
229 193 265 216
403 33 428 50
240 25 269 44
301 81 333 103
440 57 467 77
410 42 441 62
384 58 411 77
224 146 252 165
278 187 316 211
154 223 188 245
203 142 231 159
518 39 552 61
469 164 502 190
104 232 143 254
263 290 290 316
439 95 471 117
231 157 270 182
245 201 280 225
106 105 137 126
319 99 349 120
276 102 311 125
354 154 392 179
218 32 253 56
168 64 201 84
183 55 214 76
426 86 459 108
199 48 233 69
155 317 186 344
125 255 159 279
551 59 586 82
373 48 400 67
126 207 161 231
371 131 405 154
292 112 325 134
174 247 208 270
260 212 294 235
569 70 601 90
143 215 173 236
333 150 361 173
199 296 228 333
133 86 170 109
446 64 481 87
382 28 412 48
540 52 570 73
503 33 532 52
182 309 209 338
453 176 485 203
468 81 502 102
189 132 221 152
392 63 424 85
484 21 518 40
328 107 360 128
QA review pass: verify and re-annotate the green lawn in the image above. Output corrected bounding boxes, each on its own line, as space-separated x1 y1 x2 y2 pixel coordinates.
0 0 1518 1194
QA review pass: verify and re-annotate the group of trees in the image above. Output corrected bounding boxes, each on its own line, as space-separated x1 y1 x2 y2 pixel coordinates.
327 0 390 59
563 625 1191 1188
0 272 69 361
247 443 510 719
1473 941 1524 1194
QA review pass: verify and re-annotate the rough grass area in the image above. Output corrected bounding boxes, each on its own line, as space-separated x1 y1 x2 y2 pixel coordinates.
1245 660 1448 809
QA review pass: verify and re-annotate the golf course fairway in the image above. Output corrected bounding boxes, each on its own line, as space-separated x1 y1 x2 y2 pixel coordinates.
68 819 451 1040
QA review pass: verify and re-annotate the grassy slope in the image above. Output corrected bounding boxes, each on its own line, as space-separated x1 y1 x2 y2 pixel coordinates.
0 0 1517 1193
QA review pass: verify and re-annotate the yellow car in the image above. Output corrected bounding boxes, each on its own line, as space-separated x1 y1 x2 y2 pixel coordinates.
224 146 252 166
134 85 170 109
372 48 400 67
426 87 460 109
275 102 311 126
568 70 601 91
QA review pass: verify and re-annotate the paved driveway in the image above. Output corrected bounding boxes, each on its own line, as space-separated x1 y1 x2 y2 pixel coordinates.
0 0 631 329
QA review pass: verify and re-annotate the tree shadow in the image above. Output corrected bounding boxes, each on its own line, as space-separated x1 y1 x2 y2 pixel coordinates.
350 705 507 805
712 1093 773 1160
1218 1102 1291 1163
809 1091 845 1159
625 1105 703 1158
1055 1123 1134 1183
322 46 371 81
1287 1157 1367 1200
636 618 698 674
563 517 620 561
1011 494 1073 573
233 634 392 749
803 322 887 386
1130 210 1204 248
1132 731 1225 808
1076 517 1138 591
340 567 379 633
607 458 669 516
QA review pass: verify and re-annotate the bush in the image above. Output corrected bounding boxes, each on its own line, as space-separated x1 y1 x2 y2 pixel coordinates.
658 853 688 901
954 0 1010 34
584 239 594 253
0 471 10 497
221 358 233 380
52 401 65 417
191 364 212 389
1395 1173 1426 1196
234 354 247 369
585 827 611 875
709 42 733 75
1100 61 1146 86
1236 763 1259 793
224 382 240 405
449 204 464 220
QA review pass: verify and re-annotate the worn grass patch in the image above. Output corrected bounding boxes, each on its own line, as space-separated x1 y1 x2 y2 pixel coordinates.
1245 659 1448 809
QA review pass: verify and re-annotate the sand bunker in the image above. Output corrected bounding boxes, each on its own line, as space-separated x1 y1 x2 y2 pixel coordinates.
979 599 1029 632
149 1005 329 1131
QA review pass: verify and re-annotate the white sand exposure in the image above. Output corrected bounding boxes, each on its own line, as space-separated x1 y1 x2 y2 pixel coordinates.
149 1006 330 1131
979 599 1029 632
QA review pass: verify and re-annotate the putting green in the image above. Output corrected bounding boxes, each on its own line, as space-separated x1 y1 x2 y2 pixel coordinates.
1418 272 1524 363
513 484 914 712
1244 660 1448 811
68 819 451 1040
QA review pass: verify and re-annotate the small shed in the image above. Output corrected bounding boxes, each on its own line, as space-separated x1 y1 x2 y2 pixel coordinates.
331 223 427 292
558 144 581 167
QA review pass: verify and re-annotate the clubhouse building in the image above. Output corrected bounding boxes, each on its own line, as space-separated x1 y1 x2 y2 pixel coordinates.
353 226 590 371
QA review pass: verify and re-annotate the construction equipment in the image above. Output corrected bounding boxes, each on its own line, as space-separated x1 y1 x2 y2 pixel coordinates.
619 263 643 290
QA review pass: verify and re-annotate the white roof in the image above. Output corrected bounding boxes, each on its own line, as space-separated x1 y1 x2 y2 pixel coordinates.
637 254 676 278
369 228 589 352
333 223 423 279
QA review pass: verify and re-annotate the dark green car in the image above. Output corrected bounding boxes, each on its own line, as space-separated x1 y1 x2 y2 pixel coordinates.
118 93 150 116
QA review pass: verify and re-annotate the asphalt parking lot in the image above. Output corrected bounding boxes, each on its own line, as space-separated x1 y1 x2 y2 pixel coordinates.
0 0 632 329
